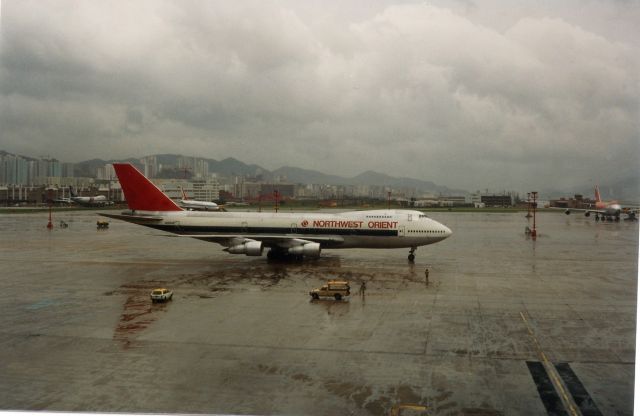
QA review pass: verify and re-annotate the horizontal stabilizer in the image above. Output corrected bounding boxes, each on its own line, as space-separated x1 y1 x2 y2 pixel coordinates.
99 212 165 223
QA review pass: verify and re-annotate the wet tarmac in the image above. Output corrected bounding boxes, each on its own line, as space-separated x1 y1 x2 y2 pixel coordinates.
0 210 637 415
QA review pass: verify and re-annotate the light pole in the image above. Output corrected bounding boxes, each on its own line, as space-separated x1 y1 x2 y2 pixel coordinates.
46 189 53 229
531 191 538 239
274 190 279 213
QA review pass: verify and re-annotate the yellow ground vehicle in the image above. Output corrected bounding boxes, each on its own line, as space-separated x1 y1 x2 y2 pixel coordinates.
150 288 173 303
309 280 350 300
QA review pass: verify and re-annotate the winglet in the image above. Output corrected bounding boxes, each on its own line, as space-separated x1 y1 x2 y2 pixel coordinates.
113 163 183 211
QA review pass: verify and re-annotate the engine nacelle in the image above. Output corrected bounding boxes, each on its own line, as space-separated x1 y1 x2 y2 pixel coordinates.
287 242 321 257
227 241 263 256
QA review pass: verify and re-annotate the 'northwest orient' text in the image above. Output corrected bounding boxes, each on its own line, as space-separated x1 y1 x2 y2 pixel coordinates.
312 220 398 229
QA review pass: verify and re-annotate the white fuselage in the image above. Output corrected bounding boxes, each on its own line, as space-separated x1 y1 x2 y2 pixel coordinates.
71 195 110 206
179 199 220 211
132 209 452 249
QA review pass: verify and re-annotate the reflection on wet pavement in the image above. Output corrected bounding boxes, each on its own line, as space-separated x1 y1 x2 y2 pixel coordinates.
111 282 170 349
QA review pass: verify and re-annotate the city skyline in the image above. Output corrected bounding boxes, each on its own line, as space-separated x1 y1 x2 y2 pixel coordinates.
2 149 636 203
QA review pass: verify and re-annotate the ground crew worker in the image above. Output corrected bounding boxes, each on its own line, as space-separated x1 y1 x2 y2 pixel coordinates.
360 281 366 296
425 268 429 285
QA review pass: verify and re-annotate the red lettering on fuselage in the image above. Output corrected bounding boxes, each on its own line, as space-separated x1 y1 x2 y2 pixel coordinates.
367 221 398 229
309 220 399 229
312 220 364 228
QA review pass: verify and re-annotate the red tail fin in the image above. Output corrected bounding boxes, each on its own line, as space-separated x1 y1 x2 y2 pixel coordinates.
594 185 601 202
113 163 183 211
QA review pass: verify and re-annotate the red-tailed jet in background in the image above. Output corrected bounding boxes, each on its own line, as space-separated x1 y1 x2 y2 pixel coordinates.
564 185 637 221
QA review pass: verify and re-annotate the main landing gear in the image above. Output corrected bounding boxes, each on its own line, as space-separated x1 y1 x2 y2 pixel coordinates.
595 215 619 222
267 248 303 261
408 247 416 262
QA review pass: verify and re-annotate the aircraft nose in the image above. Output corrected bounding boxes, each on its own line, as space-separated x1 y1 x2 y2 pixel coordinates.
443 225 452 238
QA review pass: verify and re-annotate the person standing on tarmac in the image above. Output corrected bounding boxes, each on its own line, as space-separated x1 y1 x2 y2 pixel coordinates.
425 268 429 286
360 281 366 296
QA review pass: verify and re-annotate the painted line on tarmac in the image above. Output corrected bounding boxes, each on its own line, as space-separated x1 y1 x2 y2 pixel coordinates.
527 361 568 416
554 363 603 416
521 311 580 416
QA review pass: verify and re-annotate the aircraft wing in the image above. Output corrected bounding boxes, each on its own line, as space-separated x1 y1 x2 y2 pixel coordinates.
563 207 608 215
180 234 345 248
100 212 345 247
99 212 165 222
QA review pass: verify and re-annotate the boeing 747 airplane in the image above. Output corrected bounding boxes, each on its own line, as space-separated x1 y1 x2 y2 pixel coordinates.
101 163 452 261
564 185 637 221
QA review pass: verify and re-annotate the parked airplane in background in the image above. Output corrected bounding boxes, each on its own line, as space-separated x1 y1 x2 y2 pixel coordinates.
57 186 112 207
564 185 636 221
178 186 222 211
101 163 452 261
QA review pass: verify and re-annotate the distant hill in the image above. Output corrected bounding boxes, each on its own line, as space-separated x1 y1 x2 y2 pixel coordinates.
351 170 465 195
542 175 640 203
0 150 34 161
269 166 468 195
74 153 465 194
6 150 465 195
269 166 352 186
74 158 140 177
75 155 267 178
210 157 267 177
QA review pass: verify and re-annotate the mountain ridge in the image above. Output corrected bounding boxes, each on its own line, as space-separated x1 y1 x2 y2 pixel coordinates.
71 153 467 195
2 150 638 199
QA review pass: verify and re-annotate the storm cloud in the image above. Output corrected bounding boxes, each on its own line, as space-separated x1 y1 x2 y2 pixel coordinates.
1 0 638 191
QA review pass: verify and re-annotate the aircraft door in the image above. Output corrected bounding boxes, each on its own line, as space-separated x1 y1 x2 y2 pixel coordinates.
291 223 297 233
398 226 405 237
241 221 248 233
408 213 413 221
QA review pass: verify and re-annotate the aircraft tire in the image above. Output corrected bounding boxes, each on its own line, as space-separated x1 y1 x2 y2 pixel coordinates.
334 294 342 301
408 254 415 262
311 293 319 300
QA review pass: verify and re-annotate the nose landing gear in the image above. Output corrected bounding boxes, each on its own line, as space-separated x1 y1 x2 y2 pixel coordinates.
408 247 416 262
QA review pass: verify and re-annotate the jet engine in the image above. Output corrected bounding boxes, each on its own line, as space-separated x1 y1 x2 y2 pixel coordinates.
288 242 321 257
226 241 263 256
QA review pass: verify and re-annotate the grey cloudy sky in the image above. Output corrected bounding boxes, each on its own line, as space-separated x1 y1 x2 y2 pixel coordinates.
1 0 638 191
